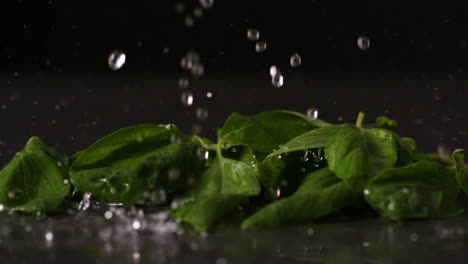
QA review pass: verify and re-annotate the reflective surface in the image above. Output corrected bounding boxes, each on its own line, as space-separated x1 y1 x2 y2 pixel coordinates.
1 206 468 264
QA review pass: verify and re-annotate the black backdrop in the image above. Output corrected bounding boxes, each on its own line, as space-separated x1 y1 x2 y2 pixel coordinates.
1 0 468 165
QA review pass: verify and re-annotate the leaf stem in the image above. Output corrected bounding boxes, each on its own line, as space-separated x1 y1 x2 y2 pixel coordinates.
356 112 365 128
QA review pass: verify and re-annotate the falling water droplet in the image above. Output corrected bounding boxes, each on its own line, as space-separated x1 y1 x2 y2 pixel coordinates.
178 77 189 88
196 107 209 120
193 8 203 17
306 107 318 119
247 28 260 41
269 65 278 76
45 231 54 241
78 192 92 211
181 92 194 106
206 92 213 98
191 63 205 77
290 53 302 67
185 16 195 27
275 188 281 198
255 41 267 53
271 71 284 88
104 210 113 219
108 50 126 70
132 220 142 230
357 36 370 50
200 0 214 9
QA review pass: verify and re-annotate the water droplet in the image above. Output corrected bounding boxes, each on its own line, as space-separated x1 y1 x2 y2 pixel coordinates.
78 192 92 211
63 179 69 185
193 8 203 17
185 16 194 27
200 0 214 9
108 50 126 70
275 188 281 197
307 228 315 236
363 241 371 247
409 233 419 242
45 231 54 241
206 92 213 98
271 71 284 88
104 210 113 219
204 151 210 160
247 28 260 41
363 189 370 195
132 220 141 230
231 147 237 153
175 2 184 14
133 251 141 263
178 77 189 88
277 155 282 159
269 65 278 76
0 204 4 211
216 258 228 264
387 202 395 211
357 36 370 50
181 92 194 106
290 53 302 67
255 41 267 53
306 107 318 119
402 187 409 194
196 107 209 120
191 63 205 77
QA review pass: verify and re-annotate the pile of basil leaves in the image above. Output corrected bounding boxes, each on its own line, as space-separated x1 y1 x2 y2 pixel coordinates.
1 111 467 231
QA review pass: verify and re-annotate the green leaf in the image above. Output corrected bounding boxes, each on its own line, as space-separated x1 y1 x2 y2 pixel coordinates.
218 111 330 160
375 116 398 129
172 145 261 231
258 148 327 199
325 124 398 192
254 125 341 196
70 124 205 205
241 168 358 229
0 137 70 212
452 149 468 196
364 161 464 220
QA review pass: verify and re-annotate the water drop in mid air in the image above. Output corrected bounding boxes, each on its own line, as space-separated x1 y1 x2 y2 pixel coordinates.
78 192 92 211
108 50 126 71
185 16 195 27
181 92 194 106
271 70 284 88
196 107 209 120
200 0 214 9
255 41 267 53
247 28 260 41
269 65 278 76
290 53 302 67
357 36 370 50
306 107 318 119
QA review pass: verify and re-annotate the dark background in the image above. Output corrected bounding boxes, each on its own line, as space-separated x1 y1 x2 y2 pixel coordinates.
1 0 468 165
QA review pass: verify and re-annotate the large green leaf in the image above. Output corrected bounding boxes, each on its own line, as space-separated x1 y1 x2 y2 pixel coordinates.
325 124 398 191
70 124 205 205
0 137 70 212
241 168 357 229
452 149 468 196
218 111 330 160
171 145 261 231
364 161 463 220
256 125 341 195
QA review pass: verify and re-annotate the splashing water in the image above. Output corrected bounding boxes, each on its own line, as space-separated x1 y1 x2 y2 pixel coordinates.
270 67 284 88
108 50 126 71
78 192 92 211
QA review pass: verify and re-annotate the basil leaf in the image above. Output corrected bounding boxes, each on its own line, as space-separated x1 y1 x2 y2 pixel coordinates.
364 161 463 220
258 148 327 199
241 168 358 229
70 124 205 205
0 137 70 212
218 111 330 160
172 145 261 231
452 149 468 196
325 124 398 192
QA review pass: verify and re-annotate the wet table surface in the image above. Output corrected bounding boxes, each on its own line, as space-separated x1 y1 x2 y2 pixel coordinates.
0 206 467 264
